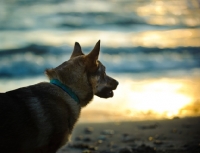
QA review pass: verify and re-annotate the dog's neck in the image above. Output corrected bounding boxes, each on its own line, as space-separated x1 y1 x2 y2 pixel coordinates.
50 79 80 103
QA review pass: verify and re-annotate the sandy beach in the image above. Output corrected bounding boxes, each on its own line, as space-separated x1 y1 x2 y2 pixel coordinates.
57 117 200 153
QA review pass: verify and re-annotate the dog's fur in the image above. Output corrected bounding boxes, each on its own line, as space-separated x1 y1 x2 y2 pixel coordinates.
0 40 118 153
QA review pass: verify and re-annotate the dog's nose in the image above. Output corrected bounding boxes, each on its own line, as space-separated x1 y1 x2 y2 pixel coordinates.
115 80 119 86
112 79 119 89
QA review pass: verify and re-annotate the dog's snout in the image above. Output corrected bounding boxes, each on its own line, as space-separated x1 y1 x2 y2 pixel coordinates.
112 79 119 90
115 80 119 86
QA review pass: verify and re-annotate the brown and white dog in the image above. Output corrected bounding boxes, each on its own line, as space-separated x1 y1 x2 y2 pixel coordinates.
0 40 118 153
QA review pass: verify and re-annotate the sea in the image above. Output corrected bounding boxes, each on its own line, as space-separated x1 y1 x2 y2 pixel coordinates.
0 0 200 122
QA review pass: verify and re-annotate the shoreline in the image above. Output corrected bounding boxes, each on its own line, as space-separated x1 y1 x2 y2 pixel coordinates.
58 116 200 153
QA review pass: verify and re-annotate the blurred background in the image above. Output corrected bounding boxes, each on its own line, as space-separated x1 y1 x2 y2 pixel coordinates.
0 0 200 122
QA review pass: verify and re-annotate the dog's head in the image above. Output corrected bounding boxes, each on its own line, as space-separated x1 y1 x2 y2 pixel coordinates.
71 40 118 99
46 40 118 105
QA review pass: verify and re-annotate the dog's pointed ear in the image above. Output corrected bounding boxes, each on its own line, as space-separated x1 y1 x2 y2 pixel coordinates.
70 42 84 59
87 40 100 61
85 40 100 72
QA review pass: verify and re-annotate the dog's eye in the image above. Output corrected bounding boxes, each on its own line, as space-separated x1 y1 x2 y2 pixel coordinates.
102 72 106 79
100 72 106 80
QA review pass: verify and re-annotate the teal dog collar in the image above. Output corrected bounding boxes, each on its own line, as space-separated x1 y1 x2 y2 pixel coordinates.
50 79 80 103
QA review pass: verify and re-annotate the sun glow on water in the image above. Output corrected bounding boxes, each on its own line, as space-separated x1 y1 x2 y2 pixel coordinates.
126 81 192 118
82 76 199 122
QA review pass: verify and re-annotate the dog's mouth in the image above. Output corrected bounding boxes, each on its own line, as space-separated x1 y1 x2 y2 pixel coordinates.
95 87 114 98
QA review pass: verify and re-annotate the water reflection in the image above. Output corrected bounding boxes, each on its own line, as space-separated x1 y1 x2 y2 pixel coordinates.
0 28 199 49
131 29 200 48
126 80 191 117
136 0 200 26
81 74 200 122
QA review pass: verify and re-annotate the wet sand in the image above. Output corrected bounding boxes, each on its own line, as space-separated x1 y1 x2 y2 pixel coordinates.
58 116 200 153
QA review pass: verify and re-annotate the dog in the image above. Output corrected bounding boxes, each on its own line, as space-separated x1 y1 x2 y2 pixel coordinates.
0 40 118 153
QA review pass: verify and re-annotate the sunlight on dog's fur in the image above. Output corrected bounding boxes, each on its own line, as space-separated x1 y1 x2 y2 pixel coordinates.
0 40 118 153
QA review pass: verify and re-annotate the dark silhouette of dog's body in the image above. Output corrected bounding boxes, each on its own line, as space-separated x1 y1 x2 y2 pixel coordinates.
0 41 118 153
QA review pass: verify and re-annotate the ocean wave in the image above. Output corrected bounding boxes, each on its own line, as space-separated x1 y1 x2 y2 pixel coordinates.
1 0 199 31
0 44 199 78
2 44 199 56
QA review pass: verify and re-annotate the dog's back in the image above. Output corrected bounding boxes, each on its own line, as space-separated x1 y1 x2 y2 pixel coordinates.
0 91 33 152
0 83 79 153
